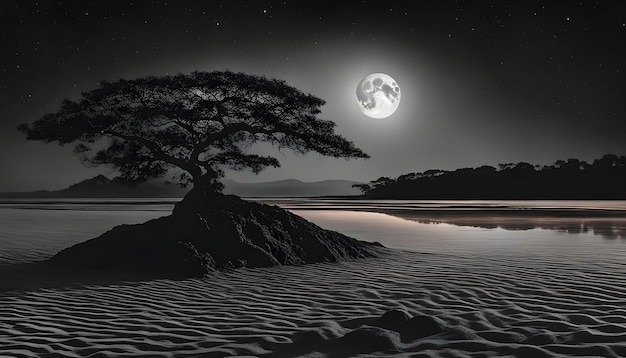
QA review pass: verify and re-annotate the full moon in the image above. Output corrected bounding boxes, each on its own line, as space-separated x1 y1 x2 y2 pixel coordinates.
356 73 401 119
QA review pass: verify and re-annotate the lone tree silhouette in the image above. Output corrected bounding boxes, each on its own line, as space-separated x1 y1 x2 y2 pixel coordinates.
17 71 378 276
19 71 369 202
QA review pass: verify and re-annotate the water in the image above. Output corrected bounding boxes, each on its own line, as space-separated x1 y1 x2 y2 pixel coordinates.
1 199 625 264
0 207 170 264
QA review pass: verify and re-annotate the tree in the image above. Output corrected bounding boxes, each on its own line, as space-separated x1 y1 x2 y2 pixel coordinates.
18 71 369 198
351 183 372 195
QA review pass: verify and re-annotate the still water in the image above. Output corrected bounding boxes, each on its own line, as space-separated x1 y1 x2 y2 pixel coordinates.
1 199 625 264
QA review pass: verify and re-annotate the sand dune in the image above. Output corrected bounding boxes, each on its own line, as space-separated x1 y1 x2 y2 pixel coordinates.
3 244 626 357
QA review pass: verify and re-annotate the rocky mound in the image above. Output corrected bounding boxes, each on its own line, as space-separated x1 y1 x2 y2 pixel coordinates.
49 194 382 277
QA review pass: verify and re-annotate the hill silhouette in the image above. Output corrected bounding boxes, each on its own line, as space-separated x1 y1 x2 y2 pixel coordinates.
0 175 188 198
0 176 360 198
355 154 626 199
222 179 360 197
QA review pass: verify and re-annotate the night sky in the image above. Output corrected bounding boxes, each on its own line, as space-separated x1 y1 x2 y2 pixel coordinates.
1 0 625 191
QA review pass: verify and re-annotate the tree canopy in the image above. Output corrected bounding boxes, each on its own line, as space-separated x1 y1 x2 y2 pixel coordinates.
19 71 369 192
354 154 626 199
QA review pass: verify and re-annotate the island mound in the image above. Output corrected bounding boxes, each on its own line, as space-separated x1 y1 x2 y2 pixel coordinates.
50 194 382 277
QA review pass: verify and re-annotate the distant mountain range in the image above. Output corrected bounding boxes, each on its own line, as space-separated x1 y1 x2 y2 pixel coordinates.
222 179 360 197
0 175 361 198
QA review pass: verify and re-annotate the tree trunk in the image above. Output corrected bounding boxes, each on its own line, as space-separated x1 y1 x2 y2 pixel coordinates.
173 173 224 215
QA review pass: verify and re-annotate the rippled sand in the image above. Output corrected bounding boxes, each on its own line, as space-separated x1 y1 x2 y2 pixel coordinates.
3 244 626 357
3 202 626 357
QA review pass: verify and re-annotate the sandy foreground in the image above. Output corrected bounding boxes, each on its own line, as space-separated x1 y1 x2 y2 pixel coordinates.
2 210 626 357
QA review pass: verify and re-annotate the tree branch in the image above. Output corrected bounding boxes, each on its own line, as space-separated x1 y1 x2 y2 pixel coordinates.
105 129 197 175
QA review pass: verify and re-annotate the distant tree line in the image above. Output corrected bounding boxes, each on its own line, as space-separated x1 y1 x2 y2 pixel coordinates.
354 154 626 199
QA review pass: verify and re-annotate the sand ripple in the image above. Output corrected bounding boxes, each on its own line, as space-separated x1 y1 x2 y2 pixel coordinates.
2 247 626 357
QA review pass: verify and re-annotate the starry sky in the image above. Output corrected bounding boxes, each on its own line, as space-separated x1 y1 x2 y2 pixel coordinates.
1 0 625 191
